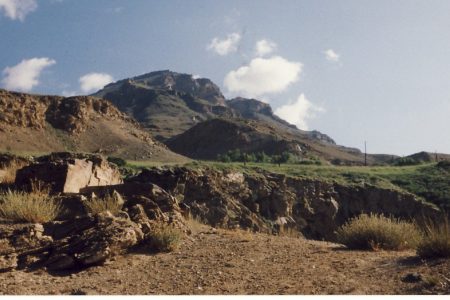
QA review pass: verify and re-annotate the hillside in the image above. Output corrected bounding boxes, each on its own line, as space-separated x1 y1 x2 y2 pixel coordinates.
0 89 187 162
166 117 389 165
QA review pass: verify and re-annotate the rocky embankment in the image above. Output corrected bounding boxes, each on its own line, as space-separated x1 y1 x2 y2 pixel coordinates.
0 153 441 273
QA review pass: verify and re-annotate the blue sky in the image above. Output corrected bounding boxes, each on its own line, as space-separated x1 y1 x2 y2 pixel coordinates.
1 0 450 156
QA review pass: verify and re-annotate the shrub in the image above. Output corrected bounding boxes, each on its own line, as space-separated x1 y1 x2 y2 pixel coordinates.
83 192 123 216
107 156 127 167
416 217 450 258
0 189 61 223
336 214 422 250
148 224 182 252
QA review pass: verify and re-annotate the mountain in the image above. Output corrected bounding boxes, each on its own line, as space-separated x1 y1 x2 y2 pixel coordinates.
227 97 336 145
93 71 235 140
93 70 388 164
93 70 335 144
0 89 187 162
165 117 383 164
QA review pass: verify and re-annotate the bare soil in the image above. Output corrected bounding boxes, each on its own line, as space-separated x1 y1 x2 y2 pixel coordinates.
1 226 449 295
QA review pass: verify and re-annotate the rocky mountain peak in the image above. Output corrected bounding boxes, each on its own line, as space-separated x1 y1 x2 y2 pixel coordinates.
99 70 226 106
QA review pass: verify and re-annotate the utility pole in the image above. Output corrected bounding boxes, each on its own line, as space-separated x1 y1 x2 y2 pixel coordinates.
364 141 367 166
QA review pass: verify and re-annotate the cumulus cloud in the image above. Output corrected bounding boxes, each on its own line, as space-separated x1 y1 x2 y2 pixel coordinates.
324 49 340 62
1 57 56 92
79 72 114 93
224 56 302 97
274 93 324 130
207 33 241 56
0 0 37 21
255 39 277 57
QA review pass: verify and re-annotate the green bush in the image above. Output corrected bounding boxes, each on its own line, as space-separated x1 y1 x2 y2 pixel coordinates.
417 217 450 258
107 156 127 167
336 214 422 250
394 157 423 166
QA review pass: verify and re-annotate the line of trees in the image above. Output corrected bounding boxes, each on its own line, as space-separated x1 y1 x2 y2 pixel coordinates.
216 149 322 166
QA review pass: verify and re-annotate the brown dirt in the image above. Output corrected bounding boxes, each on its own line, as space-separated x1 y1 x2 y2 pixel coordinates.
1 225 449 295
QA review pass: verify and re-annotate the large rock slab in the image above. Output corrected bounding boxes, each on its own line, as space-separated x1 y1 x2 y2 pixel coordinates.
15 152 122 193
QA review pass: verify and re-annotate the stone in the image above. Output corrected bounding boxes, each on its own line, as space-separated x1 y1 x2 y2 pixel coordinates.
18 213 145 271
15 153 122 194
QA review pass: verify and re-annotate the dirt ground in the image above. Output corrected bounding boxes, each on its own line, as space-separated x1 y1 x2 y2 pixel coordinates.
1 225 449 295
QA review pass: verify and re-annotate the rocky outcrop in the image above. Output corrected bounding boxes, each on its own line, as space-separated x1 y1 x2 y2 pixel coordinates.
127 167 440 240
41 212 144 271
0 90 188 162
15 153 122 193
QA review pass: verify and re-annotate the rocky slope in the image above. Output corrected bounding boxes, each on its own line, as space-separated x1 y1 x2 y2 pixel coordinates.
0 89 187 162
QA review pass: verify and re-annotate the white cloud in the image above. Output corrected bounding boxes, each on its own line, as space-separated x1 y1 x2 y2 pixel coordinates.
207 33 241 56
255 39 277 57
79 72 114 93
274 93 324 130
79 73 114 93
1 57 56 92
324 49 340 62
0 0 37 21
224 56 302 97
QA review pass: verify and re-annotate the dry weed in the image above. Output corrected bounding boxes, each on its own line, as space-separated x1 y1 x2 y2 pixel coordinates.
336 213 422 250
148 224 183 252
417 216 450 258
83 192 123 216
0 189 61 223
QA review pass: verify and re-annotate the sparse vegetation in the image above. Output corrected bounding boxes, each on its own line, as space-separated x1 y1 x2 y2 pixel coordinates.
148 224 183 252
278 225 302 238
83 193 123 216
0 160 27 184
0 189 61 223
336 214 422 250
185 213 207 234
416 217 450 258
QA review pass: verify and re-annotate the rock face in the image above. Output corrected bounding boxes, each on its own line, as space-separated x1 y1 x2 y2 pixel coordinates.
127 167 440 239
15 153 122 193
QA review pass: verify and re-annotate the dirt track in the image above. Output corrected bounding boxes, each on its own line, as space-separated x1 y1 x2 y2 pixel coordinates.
1 226 449 295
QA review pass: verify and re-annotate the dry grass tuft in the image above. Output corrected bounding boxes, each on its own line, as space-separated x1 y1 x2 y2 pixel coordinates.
336 213 422 251
0 189 61 223
148 224 183 252
417 217 450 259
83 193 123 216
0 160 27 184
279 225 302 238
184 213 208 234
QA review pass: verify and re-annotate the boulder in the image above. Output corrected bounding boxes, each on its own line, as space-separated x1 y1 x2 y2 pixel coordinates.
15 152 122 193
16 212 144 271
